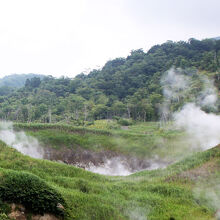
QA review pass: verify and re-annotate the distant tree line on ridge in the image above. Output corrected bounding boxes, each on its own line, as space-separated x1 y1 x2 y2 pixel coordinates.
0 38 220 124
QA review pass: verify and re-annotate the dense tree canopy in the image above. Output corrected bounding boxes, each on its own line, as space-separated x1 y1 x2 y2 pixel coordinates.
0 38 220 123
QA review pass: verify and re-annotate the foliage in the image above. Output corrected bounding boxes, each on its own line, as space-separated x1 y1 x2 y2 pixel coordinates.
0 213 10 220
0 38 219 123
0 133 218 219
117 118 133 126
12 121 203 163
0 169 66 216
0 200 10 215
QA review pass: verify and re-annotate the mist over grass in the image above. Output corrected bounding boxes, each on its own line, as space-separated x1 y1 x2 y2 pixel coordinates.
0 140 219 219
160 68 220 217
12 121 202 176
0 121 44 159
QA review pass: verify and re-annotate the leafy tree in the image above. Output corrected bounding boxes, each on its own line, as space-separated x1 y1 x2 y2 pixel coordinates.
0 38 219 122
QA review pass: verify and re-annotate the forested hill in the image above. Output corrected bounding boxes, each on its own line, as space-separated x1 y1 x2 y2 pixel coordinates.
0 73 45 88
0 38 220 123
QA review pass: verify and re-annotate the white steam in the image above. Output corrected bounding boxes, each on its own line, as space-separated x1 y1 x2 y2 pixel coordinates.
174 103 220 150
162 68 190 102
198 76 217 108
161 68 218 113
161 68 220 150
160 68 191 122
85 156 168 176
194 183 220 219
86 157 132 176
162 68 220 217
126 207 148 220
0 121 44 159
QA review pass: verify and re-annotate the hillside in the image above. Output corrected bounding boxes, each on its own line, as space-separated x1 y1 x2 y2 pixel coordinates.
0 127 219 219
0 74 45 97
213 37 220 41
0 74 45 88
0 38 219 123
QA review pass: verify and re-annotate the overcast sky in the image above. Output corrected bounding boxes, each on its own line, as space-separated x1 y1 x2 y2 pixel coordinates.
0 0 219 78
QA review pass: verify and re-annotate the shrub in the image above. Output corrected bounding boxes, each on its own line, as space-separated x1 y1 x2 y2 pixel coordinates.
112 116 120 121
86 121 94 126
117 118 133 126
0 170 66 217
0 200 10 215
0 213 10 220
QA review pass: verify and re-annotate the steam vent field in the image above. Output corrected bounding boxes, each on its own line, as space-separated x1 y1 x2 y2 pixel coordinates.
0 37 220 220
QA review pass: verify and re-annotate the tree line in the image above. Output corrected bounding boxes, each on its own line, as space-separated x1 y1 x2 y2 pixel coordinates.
0 38 220 124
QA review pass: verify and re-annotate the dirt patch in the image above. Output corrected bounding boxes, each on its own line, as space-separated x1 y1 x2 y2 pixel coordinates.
179 160 220 180
44 147 119 168
8 203 59 220
168 159 220 182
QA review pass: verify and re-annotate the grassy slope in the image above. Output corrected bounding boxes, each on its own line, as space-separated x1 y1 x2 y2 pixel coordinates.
0 123 220 219
14 122 187 160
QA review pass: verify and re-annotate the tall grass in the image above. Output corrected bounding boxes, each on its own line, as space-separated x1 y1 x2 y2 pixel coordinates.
0 136 219 219
14 122 188 160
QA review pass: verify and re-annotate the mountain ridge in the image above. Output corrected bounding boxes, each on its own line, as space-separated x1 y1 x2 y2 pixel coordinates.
0 73 45 88
0 38 219 123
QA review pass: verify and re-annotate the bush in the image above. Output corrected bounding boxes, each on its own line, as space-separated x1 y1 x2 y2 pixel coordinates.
86 121 94 126
106 122 120 130
117 118 133 126
0 170 66 217
112 116 120 121
0 213 10 220
0 200 10 215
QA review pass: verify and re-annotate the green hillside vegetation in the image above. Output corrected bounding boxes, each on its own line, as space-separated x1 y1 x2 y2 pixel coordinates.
0 74 45 89
0 134 219 219
0 74 45 104
0 38 219 123
14 121 187 160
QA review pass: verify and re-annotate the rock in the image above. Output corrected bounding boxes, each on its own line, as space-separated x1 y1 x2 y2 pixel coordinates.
8 210 26 220
8 203 60 220
57 203 64 210
8 203 26 220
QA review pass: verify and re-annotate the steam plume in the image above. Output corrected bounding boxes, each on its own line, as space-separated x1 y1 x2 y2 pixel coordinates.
0 121 44 158
194 183 220 219
161 68 220 150
86 157 132 176
174 103 220 149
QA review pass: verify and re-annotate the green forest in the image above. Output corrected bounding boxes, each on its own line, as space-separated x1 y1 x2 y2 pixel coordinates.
0 38 220 124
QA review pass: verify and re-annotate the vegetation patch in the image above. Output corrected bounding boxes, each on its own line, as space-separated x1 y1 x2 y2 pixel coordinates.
0 123 219 219
0 169 66 217
0 138 218 219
